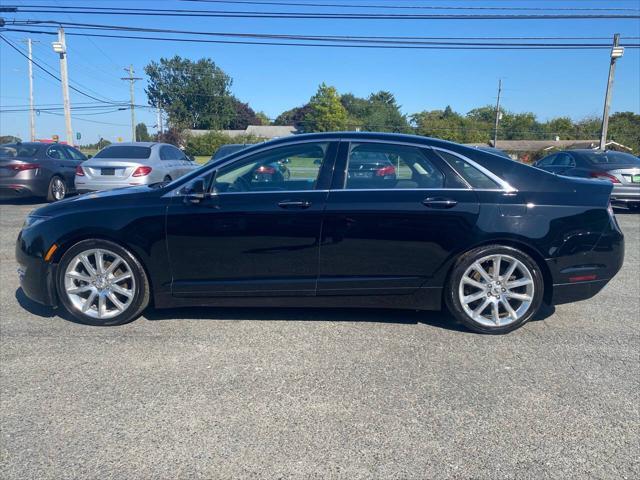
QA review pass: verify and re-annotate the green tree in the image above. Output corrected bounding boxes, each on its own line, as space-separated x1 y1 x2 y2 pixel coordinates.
145 56 235 130
303 83 348 132
135 123 151 142
608 112 640 152
255 111 271 126
363 91 409 132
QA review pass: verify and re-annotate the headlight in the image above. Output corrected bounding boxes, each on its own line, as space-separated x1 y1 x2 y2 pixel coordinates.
23 215 50 229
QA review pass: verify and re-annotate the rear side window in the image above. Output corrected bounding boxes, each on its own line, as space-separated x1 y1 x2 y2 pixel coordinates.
0 144 39 157
435 150 500 189
94 146 151 159
345 143 445 190
47 144 68 160
580 151 640 165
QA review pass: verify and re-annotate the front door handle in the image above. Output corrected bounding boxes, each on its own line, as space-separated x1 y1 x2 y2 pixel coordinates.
278 200 312 209
422 197 458 209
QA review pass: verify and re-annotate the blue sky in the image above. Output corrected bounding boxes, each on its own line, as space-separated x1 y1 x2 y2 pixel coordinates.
1 0 639 144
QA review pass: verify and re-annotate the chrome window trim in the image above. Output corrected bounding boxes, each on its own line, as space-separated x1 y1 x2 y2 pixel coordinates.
431 146 516 192
166 136 516 197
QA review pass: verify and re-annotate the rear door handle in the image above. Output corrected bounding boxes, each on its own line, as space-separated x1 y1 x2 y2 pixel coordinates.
422 197 458 209
277 200 312 209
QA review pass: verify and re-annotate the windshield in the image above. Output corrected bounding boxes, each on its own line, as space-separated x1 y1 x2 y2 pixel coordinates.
94 146 152 159
580 151 640 165
0 144 40 158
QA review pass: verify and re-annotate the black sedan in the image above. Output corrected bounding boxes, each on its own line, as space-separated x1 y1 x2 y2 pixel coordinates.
0 142 87 201
534 149 640 210
16 132 624 334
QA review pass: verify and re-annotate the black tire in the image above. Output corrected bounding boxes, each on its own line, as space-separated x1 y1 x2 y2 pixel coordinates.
56 239 150 326
444 245 544 334
46 176 67 202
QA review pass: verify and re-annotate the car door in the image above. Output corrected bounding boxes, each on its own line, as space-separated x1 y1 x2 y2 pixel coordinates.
63 146 87 186
551 153 576 176
534 154 556 173
45 144 76 185
318 141 481 296
166 140 338 297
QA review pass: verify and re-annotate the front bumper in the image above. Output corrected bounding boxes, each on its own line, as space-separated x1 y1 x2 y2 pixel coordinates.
15 232 58 307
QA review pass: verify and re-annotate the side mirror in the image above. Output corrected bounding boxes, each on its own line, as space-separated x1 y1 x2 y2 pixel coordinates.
183 178 206 203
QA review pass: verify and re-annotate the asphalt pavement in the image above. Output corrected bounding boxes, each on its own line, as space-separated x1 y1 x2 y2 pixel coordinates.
1 199 638 479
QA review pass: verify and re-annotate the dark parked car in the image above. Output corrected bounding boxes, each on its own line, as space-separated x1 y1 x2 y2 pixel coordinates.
534 149 640 209
0 142 87 201
17 132 624 334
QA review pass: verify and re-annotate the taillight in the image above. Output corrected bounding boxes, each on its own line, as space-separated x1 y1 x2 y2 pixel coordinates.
10 163 39 171
590 171 620 183
375 165 396 177
132 166 152 177
75 165 85 176
255 165 276 174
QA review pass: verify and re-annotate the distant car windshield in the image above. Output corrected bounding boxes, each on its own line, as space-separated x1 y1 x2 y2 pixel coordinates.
0 144 40 158
94 146 152 159
580 151 640 165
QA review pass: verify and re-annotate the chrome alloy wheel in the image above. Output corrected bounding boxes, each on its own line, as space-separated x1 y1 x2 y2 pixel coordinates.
64 248 136 319
52 177 66 200
458 254 535 328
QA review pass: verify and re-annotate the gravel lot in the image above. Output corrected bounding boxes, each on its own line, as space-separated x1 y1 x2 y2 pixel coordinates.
1 200 638 479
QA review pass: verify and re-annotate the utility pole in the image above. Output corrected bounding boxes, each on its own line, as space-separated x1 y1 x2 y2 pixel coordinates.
52 28 73 146
600 34 624 150
21 38 36 141
121 65 141 142
493 78 502 147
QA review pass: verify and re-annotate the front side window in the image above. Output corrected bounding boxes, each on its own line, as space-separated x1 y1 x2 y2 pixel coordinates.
537 155 556 167
65 146 86 161
553 153 574 167
435 150 500 189
345 143 445 190
213 142 329 193
94 146 151 159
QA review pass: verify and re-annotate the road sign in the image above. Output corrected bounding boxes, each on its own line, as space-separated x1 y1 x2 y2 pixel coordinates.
76 132 81 140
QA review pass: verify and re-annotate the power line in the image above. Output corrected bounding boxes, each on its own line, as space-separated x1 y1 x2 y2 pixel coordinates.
0 34 127 104
8 5 640 20
182 0 640 12
9 20 640 43
5 28 638 50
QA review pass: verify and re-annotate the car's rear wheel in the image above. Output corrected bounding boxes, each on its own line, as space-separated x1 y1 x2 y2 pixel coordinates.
445 245 544 334
56 239 150 326
46 176 67 202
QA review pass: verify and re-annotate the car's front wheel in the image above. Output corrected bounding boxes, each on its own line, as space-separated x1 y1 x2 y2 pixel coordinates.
56 239 150 326
445 245 544 334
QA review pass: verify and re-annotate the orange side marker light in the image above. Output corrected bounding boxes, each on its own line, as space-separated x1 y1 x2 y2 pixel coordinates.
44 244 58 262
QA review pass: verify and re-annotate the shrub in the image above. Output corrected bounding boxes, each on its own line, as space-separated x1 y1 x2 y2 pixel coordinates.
184 132 262 157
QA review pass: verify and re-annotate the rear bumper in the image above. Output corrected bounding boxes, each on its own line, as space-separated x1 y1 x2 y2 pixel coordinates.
75 179 151 192
0 177 48 199
611 185 640 205
547 215 625 305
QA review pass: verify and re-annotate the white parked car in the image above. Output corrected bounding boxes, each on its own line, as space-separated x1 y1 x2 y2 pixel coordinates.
75 142 199 193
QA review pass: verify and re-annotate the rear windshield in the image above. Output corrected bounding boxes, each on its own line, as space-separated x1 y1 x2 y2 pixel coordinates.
94 146 151 159
580 151 640 165
0 144 39 158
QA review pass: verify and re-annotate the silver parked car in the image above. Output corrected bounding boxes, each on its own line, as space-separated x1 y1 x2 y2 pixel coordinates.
75 142 198 193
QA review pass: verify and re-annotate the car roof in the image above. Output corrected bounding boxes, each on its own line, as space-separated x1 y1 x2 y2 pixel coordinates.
105 142 157 147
